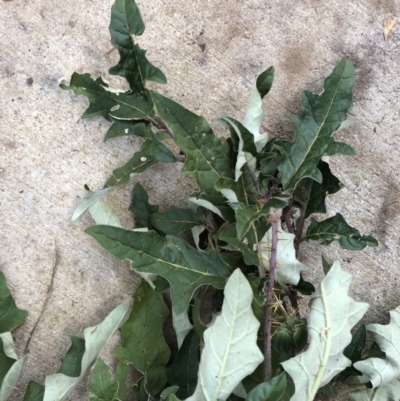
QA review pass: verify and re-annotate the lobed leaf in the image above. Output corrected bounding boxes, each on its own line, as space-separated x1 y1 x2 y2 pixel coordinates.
348 379 400 401
187 269 263 401
277 59 356 190
130 183 159 229
57 336 85 378
282 261 369 401
85 225 229 315
172 311 193 349
104 120 150 141
109 0 166 92
304 213 378 250
89 358 118 401
22 381 45 401
116 281 170 395
245 372 286 401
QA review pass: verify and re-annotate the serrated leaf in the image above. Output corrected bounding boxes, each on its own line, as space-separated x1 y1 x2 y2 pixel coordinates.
0 271 28 333
116 281 170 395
104 120 150 141
281 261 369 401
57 336 85 377
89 358 118 401
109 0 166 92
42 300 130 401
293 161 343 218
349 379 400 401
243 67 274 151
166 330 200 399
277 59 355 190
172 311 193 349
85 225 229 315
187 269 263 401
130 183 159 229
0 350 23 401
150 206 203 236
259 220 308 286
304 213 378 250
60 73 154 121
22 381 45 401
104 127 176 187
245 372 286 401
151 91 234 220
353 306 400 388
231 195 289 240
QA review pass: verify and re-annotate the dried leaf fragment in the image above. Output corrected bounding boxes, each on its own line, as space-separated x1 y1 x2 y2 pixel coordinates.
383 18 395 40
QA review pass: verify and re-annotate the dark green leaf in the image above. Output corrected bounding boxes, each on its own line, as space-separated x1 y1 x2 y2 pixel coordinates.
116 281 170 395
22 381 45 401
0 271 28 333
256 66 275 98
153 276 170 293
304 213 378 250
104 121 150 141
166 330 200 399
318 383 337 398
245 372 287 401
89 358 118 401
130 183 159 229
192 299 206 341
0 338 15 390
60 73 154 121
151 91 234 219
363 341 386 360
150 206 203 236
85 225 229 315
109 0 166 92
104 127 176 187
292 275 315 295
322 254 334 275
277 59 356 190
57 336 85 377
115 360 130 400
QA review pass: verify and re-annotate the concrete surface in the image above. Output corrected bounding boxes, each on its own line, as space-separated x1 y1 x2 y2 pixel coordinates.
1 0 400 399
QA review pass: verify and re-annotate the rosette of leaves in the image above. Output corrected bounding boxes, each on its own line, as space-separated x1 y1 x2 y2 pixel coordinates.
60 0 399 400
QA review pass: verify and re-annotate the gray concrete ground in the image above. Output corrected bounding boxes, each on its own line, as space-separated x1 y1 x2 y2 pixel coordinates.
1 0 400 399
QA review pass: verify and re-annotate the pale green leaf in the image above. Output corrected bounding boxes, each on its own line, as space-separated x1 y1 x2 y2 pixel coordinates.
259 220 308 285
116 281 170 395
349 380 400 401
161 387 179 401
282 261 369 401
354 306 400 388
0 357 24 401
0 333 17 359
243 67 274 151
172 311 193 349
277 59 355 190
187 269 263 401
187 198 223 219
85 225 229 314
42 301 130 401
89 358 118 401
304 213 378 250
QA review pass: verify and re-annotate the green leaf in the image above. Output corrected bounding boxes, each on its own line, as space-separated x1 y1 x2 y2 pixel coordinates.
151 91 234 220
259 220 308 286
293 161 343 218
60 73 154 121
72 185 122 227
0 333 17 359
104 127 176 187
304 213 378 250
322 254 334 275
245 372 286 401
150 206 203 236
277 59 355 190
22 381 45 401
116 281 170 395
57 336 85 377
166 330 200 399
172 311 193 349
292 275 315 295
130 183 159 229
349 379 400 401
89 358 118 401
109 0 166 92
115 360 129 401
243 67 274 151
231 195 289 240
187 269 263 401
318 383 337 399
0 347 23 401
85 226 229 315
104 121 150 141
0 271 28 333
354 306 400 388
161 387 179 401
281 261 369 401
42 301 130 401
192 299 206 341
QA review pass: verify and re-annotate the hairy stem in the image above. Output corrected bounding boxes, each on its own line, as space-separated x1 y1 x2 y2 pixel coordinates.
263 208 282 381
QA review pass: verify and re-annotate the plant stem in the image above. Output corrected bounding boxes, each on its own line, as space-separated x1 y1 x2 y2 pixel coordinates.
263 208 282 381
